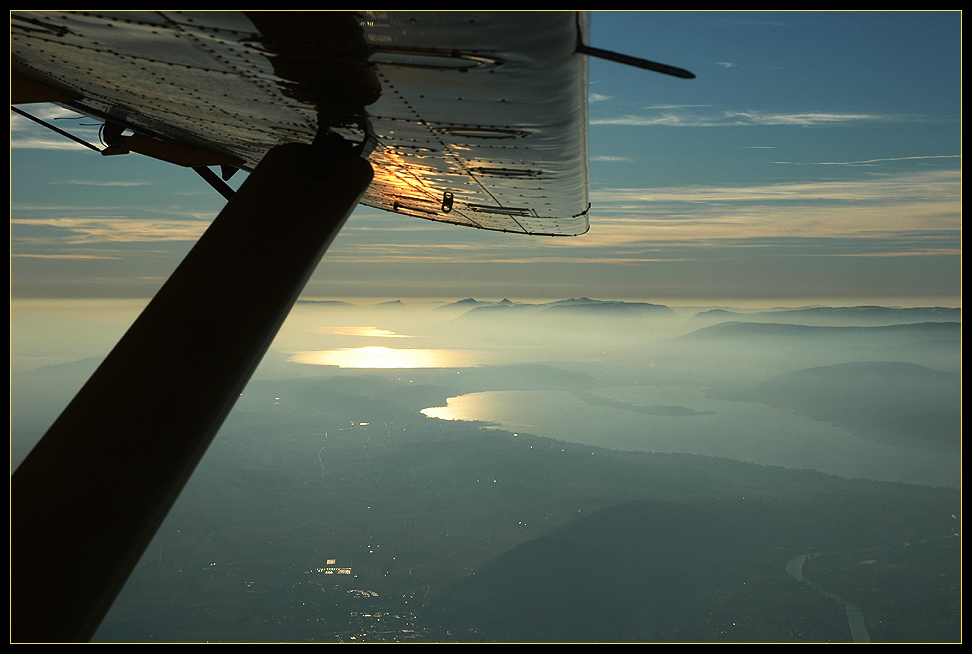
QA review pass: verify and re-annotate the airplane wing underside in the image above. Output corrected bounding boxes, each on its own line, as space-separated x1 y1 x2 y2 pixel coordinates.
11 10 590 235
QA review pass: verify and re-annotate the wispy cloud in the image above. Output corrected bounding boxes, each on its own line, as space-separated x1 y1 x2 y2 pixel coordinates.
54 179 153 187
323 170 961 264
11 108 101 150
723 111 887 126
590 169 960 205
9 135 94 150
642 104 714 110
11 253 121 260
10 217 210 244
591 155 634 162
592 109 891 127
13 105 86 121
773 154 961 167
577 170 961 248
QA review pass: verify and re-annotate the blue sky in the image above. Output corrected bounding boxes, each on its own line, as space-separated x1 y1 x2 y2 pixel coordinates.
10 11 962 304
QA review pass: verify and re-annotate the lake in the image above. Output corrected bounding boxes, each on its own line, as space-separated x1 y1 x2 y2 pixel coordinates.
423 384 958 488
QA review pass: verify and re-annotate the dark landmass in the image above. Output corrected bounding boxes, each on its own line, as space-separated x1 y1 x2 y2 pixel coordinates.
665 321 960 386
85 373 959 643
745 362 960 451
802 536 960 643
12 301 959 642
433 490 960 643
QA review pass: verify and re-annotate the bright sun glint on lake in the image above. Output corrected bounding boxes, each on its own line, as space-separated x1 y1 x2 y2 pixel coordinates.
290 346 481 369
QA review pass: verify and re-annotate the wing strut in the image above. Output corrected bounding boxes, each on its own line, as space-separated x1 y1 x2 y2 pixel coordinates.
192 165 236 201
11 139 374 642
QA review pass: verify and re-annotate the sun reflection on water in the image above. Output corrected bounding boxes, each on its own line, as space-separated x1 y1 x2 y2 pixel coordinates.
290 346 480 369
421 393 499 422
314 326 410 338
420 404 456 420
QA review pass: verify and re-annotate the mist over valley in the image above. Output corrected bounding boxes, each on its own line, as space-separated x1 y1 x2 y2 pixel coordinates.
10 298 960 641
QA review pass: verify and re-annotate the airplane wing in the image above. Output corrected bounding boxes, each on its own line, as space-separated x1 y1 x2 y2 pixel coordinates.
10 11 690 642
12 11 590 234
10 11 592 643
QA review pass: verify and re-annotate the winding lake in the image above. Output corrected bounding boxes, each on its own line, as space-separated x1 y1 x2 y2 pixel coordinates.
423 384 957 488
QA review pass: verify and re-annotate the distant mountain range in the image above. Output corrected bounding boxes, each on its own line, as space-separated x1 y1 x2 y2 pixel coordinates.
690 305 960 326
683 320 960 340
297 298 959 329
443 297 678 321
295 299 355 306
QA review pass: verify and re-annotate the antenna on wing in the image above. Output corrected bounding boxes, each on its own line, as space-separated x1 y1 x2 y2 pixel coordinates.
574 14 695 80
577 43 696 79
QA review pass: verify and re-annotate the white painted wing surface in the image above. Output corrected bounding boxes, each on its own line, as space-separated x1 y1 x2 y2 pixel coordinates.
11 11 590 236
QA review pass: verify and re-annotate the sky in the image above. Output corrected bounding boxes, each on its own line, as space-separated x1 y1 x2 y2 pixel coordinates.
10 11 962 305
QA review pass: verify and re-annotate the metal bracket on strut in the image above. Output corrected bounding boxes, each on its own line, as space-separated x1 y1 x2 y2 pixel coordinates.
302 119 377 181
